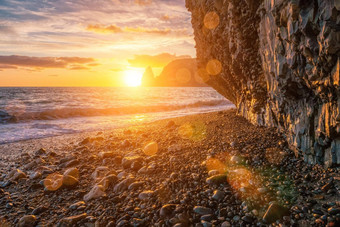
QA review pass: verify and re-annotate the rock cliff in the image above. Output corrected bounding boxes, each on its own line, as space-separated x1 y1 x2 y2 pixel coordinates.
186 0 340 166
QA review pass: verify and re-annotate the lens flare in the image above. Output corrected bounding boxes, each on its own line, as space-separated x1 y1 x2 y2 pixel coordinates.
204 11 220 29
196 68 210 83
206 59 222 76
178 121 206 141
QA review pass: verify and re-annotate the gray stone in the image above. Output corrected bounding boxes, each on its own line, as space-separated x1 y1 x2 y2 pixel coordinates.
17 215 37 227
212 190 224 201
193 206 213 215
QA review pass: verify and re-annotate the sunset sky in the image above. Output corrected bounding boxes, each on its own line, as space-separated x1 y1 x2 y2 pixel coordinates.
0 0 195 87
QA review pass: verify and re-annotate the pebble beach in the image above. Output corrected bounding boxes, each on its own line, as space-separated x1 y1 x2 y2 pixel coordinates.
0 109 339 226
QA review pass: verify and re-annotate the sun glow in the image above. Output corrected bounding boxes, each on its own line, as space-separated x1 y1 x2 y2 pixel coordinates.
124 69 143 87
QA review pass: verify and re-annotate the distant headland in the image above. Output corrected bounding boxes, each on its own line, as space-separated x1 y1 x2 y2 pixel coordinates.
141 58 208 87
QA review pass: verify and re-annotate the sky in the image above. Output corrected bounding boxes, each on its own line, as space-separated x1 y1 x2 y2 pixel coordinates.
0 0 195 87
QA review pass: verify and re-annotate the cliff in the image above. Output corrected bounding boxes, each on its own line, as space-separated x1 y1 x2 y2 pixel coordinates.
186 0 340 166
141 58 208 87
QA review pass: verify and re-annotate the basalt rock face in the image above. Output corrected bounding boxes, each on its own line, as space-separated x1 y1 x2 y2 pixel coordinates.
186 0 340 166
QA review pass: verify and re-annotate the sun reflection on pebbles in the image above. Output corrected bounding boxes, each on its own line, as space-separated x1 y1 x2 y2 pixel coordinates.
205 152 298 217
206 158 228 174
143 141 158 156
206 59 222 76
178 121 207 141
204 11 220 29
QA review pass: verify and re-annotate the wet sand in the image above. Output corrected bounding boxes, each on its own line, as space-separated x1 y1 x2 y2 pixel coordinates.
0 109 339 226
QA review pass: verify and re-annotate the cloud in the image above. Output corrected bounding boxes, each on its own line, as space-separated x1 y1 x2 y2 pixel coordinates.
0 25 16 35
111 68 126 72
69 65 89 70
86 24 189 36
128 53 191 68
134 0 152 6
0 64 17 69
0 55 96 70
160 14 170 21
86 24 122 34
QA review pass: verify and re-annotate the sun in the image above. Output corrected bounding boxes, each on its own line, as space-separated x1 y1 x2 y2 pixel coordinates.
124 69 143 87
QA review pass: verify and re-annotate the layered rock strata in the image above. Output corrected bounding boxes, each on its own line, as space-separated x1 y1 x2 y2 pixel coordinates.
186 0 340 166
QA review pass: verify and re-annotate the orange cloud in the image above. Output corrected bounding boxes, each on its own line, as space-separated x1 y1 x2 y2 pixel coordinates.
124 27 171 35
86 24 122 34
69 65 89 70
128 53 191 68
86 24 189 36
135 0 152 6
0 55 96 70
160 14 170 21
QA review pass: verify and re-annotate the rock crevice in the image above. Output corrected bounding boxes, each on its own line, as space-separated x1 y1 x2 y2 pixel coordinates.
186 0 340 166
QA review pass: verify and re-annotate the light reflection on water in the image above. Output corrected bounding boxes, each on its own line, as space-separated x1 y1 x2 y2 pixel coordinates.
0 87 234 144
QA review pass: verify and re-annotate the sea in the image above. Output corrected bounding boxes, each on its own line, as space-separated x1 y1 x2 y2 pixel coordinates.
0 87 234 144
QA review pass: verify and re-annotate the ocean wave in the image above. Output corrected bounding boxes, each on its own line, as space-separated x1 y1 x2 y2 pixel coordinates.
5 99 232 123
0 110 17 124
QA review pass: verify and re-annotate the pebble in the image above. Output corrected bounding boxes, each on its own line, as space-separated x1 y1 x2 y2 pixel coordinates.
241 215 253 223
193 206 213 215
138 190 154 200
58 213 87 226
32 206 48 215
43 173 64 191
233 215 240 221
97 174 118 189
143 142 158 156
98 152 115 159
29 172 42 180
128 181 144 190
83 185 106 201
64 168 79 179
91 166 109 181
122 156 143 169
160 204 177 217
206 174 227 185
212 190 224 201
263 203 289 223
62 175 79 188
17 215 37 227
208 170 219 176
69 201 85 210
328 207 340 215
201 214 213 221
201 220 212 227
230 156 242 164
9 169 27 181
114 177 135 193
221 221 231 227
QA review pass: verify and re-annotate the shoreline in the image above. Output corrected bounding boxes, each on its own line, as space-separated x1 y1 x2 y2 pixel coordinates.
0 109 339 226
0 109 232 167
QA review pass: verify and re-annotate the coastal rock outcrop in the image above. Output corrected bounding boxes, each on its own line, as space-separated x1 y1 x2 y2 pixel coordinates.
142 58 208 87
186 0 340 166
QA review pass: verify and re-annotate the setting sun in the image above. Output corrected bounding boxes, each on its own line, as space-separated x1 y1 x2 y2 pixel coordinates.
124 69 143 87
